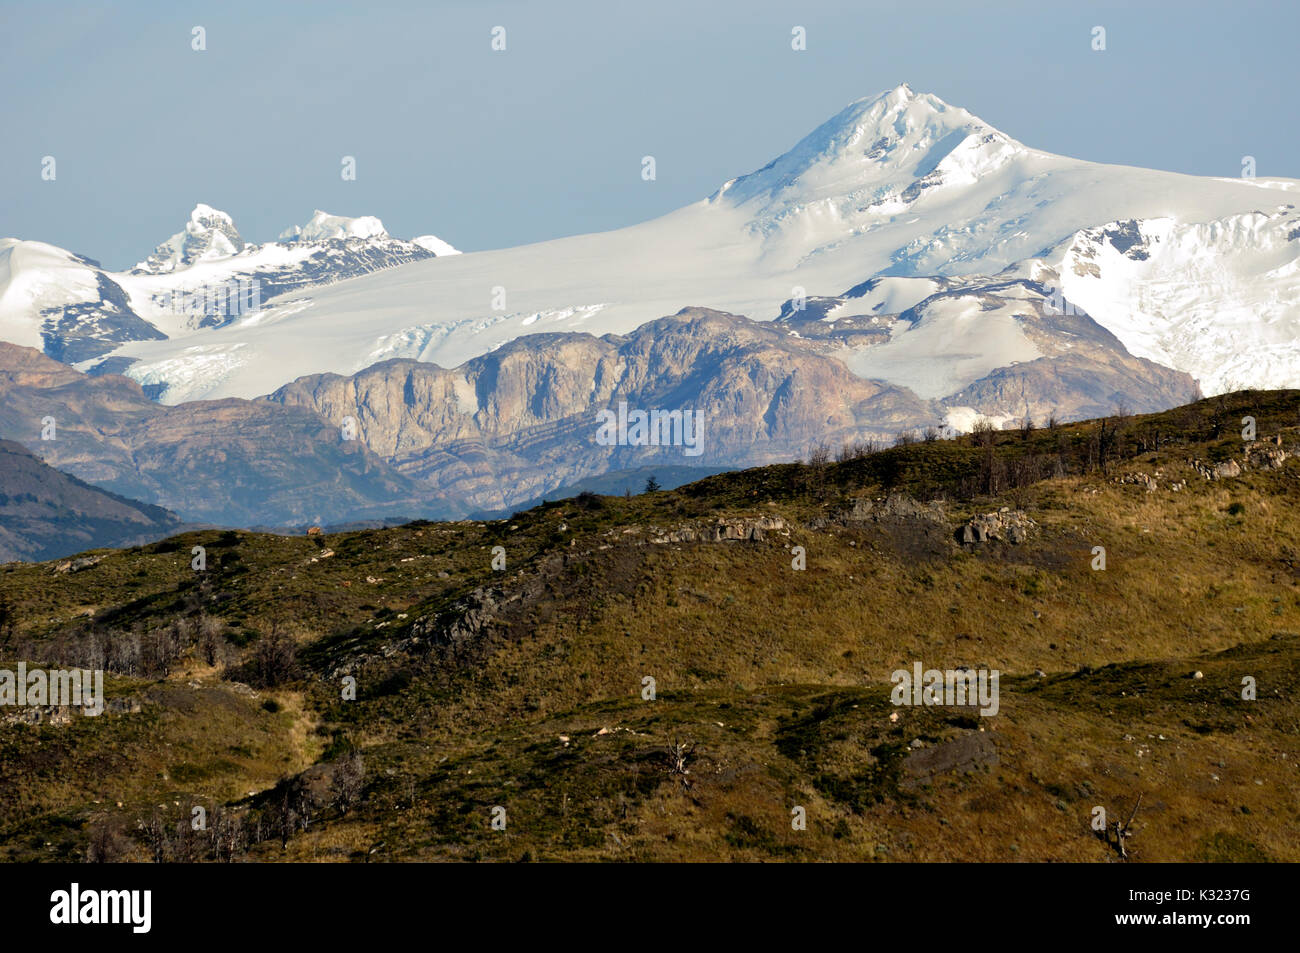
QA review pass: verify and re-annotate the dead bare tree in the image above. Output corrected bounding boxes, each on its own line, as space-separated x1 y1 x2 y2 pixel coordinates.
197 614 225 666
837 438 879 462
251 624 297 688
1103 794 1143 860
276 783 298 849
971 419 996 448
85 816 130 862
143 810 169 863
209 808 244 862
171 817 199 863
665 737 696 786
330 751 366 816
0 598 14 650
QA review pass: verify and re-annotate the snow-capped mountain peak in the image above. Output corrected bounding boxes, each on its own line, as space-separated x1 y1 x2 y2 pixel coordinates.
718 84 1023 210
134 203 246 274
280 209 389 243
1 199 462 362
708 85 1039 277
411 234 462 256
189 202 235 225
4 86 1297 413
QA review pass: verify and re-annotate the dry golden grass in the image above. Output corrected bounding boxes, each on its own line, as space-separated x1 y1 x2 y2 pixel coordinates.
2 392 1298 861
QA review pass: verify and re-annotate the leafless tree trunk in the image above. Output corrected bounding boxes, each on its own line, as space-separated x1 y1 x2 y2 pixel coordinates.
144 810 168 863
331 752 366 816
666 737 696 785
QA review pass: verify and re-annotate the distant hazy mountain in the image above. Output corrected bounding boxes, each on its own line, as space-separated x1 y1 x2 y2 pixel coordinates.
0 343 429 527
470 464 736 519
0 439 187 562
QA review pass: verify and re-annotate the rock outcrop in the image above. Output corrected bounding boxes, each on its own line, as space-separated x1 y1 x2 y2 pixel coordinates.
839 492 947 525
649 516 787 544
403 585 524 656
958 508 1036 544
1191 440 1291 482
266 309 937 515
1245 442 1290 470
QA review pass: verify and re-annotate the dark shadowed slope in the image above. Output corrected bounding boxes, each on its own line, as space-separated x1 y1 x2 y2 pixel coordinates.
0 439 189 562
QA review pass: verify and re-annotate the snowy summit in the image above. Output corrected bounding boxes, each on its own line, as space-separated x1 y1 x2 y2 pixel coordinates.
2 85 1297 409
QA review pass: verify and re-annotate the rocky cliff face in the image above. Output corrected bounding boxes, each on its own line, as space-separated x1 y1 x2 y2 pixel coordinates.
266 304 1199 513
0 288 1207 532
266 308 937 512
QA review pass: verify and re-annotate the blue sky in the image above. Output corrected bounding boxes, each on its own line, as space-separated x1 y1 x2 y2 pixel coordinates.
2 0 1296 269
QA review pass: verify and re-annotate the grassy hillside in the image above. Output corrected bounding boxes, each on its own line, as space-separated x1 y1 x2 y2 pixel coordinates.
1 390 1297 862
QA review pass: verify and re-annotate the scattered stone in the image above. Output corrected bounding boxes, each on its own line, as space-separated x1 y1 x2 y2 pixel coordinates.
1115 471 1159 492
52 554 105 574
2 695 143 727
